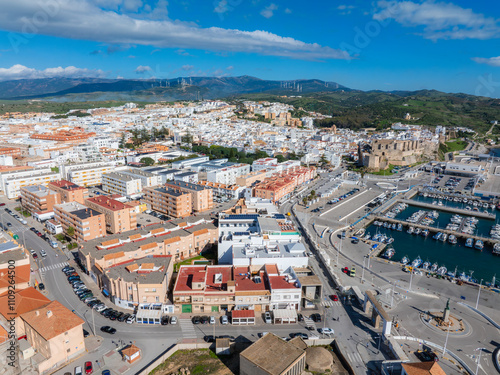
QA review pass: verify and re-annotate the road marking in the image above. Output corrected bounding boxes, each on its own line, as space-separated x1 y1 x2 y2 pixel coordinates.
319 189 370 217
39 262 69 273
179 319 197 338
321 301 341 307
340 192 386 221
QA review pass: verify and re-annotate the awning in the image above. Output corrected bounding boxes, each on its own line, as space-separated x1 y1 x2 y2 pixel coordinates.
102 289 110 297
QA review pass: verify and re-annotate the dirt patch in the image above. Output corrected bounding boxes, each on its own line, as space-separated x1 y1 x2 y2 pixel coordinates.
149 349 238 375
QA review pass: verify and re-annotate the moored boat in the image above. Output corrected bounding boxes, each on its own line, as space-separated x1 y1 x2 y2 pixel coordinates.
465 238 473 248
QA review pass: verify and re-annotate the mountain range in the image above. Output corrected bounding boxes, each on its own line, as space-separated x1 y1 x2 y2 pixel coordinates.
0 76 348 101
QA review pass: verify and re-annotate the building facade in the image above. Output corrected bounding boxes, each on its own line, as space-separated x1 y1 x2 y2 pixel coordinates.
165 180 214 213
84 195 137 234
54 202 106 242
143 186 192 218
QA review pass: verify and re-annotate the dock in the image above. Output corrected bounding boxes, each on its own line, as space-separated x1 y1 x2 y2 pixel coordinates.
372 216 499 248
398 199 495 220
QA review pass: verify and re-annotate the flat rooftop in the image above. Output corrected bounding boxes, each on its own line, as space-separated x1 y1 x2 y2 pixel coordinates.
152 186 187 197
257 217 282 233
105 256 171 284
166 180 206 191
22 185 57 197
48 180 84 191
104 172 138 182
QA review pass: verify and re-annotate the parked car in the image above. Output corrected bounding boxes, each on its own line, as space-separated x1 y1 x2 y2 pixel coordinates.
220 315 228 325
290 332 308 339
311 313 321 322
201 315 210 324
209 316 215 325
264 311 272 324
127 314 136 324
330 295 339 302
74 366 83 375
38 283 45 291
297 313 304 322
63 266 75 273
82 329 90 338
40 249 47 257
161 316 169 325
192 316 201 324
169 316 176 325
68 276 81 282
120 314 130 322
100 326 116 334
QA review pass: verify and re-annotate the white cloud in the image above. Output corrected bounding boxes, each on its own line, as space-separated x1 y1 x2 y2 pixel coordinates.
337 5 355 10
226 65 234 70
0 64 105 81
1 0 350 60
261 3 278 19
135 65 152 73
284 8 292 14
472 56 500 67
214 0 228 14
374 1 500 40
181 64 194 71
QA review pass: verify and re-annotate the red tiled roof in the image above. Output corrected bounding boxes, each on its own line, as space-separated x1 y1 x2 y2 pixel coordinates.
232 310 255 318
268 276 299 290
0 264 30 289
0 287 50 319
87 196 127 211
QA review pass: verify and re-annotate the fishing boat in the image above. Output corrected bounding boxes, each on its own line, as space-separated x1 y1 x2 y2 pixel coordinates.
364 234 371 241
448 235 457 245
437 266 447 276
421 229 429 237
440 233 448 242
465 238 473 248
458 272 469 281
433 232 442 240
397 223 403 231
383 222 389 228
430 262 439 272
414 228 421 235
493 243 500 255
474 240 484 250
407 227 414 235
400 256 410 265
422 261 431 270
383 247 395 259
411 256 423 268
386 237 395 244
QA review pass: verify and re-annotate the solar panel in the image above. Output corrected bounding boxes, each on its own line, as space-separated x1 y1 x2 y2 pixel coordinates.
274 214 286 219
226 214 259 220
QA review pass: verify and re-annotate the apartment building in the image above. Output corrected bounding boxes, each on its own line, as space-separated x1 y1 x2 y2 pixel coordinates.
61 162 117 187
218 214 308 271
165 180 214 213
21 185 61 220
196 181 244 199
120 168 162 188
84 195 137 234
48 180 88 204
173 171 199 184
173 264 302 314
20 300 85 374
78 220 216 309
235 171 267 187
102 256 173 308
253 167 316 203
0 168 61 199
206 163 251 185
143 186 192 218
102 172 142 197
0 242 31 295
0 147 21 157
54 202 105 242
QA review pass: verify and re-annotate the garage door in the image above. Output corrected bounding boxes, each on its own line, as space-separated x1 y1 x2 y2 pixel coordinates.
182 304 192 313
211 306 219 312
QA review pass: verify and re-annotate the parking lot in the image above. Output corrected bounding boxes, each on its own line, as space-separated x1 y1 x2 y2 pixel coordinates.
429 174 478 193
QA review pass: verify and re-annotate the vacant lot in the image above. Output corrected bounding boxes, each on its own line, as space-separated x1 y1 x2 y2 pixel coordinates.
149 349 238 375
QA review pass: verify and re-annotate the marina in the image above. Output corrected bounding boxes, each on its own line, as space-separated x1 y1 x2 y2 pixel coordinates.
365 191 500 286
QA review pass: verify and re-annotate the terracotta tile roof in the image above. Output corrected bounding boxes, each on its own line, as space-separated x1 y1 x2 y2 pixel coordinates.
232 310 255 318
125 264 139 272
402 362 447 375
178 222 187 228
104 251 125 261
193 228 209 236
150 228 166 235
0 264 30 289
164 236 181 245
0 287 50 319
140 242 157 251
122 344 141 357
0 325 7 344
21 300 84 341
101 238 120 247
140 263 154 270
129 234 142 241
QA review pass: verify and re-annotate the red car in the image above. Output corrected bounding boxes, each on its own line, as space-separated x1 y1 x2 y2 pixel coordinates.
84 361 93 374
330 295 339 302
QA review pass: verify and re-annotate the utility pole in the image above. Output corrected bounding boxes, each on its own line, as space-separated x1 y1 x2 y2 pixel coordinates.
408 268 414 291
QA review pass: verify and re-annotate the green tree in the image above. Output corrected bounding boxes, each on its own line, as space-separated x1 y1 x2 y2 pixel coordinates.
302 197 308 206
276 154 286 163
140 157 155 166
66 226 75 238
119 133 126 148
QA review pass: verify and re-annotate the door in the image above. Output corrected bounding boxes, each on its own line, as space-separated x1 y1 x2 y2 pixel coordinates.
211 306 219 312
182 304 192 313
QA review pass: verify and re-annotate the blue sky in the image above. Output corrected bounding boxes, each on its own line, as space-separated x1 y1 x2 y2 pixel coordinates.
0 0 499 96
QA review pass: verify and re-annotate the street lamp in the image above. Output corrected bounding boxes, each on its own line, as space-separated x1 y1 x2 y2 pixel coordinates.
475 348 485 375
475 279 483 309
442 324 450 359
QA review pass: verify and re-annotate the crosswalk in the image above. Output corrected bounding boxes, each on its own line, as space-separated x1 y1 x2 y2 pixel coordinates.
39 262 69 273
321 301 341 307
179 319 197 339
304 317 316 330
346 352 363 364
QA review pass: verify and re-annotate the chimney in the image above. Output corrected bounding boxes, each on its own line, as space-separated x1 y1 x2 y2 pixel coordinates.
35 310 40 316
46 310 53 318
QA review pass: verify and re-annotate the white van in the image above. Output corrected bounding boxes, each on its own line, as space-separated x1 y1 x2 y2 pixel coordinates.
50 241 58 249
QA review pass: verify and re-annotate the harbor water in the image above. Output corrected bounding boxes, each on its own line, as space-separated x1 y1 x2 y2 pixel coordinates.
367 195 500 286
